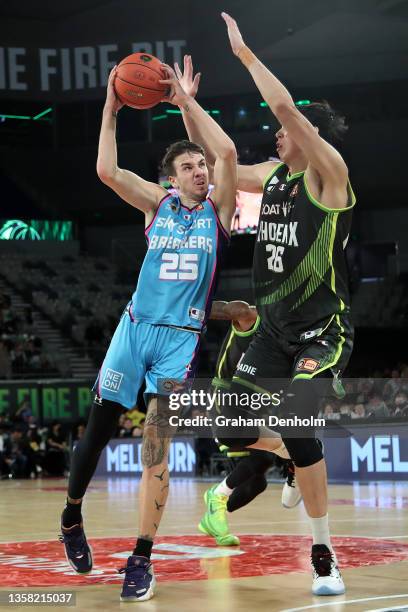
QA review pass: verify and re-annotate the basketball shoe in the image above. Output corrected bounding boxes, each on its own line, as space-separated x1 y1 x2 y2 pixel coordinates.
119 555 156 602
311 544 345 595
281 461 302 508
59 522 92 573
198 485 240 546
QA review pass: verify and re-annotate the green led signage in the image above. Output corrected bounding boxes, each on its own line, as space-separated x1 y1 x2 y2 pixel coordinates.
0 220 73 241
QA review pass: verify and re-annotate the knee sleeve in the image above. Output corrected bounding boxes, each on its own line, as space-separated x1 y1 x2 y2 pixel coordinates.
227 472 268 513
249 472 268 495
282 437 323 468
247 450 276 474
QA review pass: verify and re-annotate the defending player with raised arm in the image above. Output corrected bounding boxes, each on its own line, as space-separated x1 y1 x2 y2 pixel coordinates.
216 13 356 598
176 18 354 598
221 12 350 205
60 66 238 603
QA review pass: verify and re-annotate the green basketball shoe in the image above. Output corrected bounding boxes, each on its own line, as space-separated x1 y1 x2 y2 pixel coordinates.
198 485 240 546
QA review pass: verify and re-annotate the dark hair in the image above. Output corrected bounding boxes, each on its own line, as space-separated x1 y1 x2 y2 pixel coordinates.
298 101 348 144
161 140 205 176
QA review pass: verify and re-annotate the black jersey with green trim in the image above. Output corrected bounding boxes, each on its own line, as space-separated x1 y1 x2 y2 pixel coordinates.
253 163 355 341
212 316 260 386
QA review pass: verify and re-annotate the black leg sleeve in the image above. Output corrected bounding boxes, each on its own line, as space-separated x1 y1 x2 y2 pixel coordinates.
226 451 274 512
227 473 268 513
68 399 123 499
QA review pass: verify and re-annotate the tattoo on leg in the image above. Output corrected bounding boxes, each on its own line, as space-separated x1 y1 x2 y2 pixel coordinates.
154 523 158 530
154 468 167 481
154 499 165 511
161 484 169 492
145 411 171 429
142 437 169 468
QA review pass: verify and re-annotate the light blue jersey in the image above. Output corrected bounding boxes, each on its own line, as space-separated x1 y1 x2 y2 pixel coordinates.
131 193 229 330
93 193 229 408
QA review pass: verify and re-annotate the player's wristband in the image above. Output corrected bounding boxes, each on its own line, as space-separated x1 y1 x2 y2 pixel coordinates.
237 46 257 69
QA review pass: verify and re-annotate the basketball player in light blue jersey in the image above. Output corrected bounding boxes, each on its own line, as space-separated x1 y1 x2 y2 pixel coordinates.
58 65 239 602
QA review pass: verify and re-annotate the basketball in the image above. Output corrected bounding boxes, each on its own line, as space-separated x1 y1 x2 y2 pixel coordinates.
114 52 168 110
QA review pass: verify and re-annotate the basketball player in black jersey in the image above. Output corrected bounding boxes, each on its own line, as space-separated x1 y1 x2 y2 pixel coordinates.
199 300 301 546
178 13 355 594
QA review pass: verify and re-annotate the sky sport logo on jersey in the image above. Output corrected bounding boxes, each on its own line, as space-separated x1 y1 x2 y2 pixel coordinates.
101 369 123 392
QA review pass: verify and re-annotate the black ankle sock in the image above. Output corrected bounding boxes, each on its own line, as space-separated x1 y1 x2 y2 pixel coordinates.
62 499 83 528
133 538 153 559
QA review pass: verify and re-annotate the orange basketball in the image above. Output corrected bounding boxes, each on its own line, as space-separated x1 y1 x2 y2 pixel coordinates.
114 52 168 110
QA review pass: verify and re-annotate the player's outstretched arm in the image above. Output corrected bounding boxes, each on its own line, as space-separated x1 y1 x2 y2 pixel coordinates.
210 300 258 326
161 64 237 229
174 56 216 166
221 13 348 193
96 67 166 216
176 56 277 196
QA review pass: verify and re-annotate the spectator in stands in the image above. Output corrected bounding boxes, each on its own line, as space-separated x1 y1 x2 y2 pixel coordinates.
13 400 33 430
74 423 86 443
338 403 352 421
118 417 135 438
131 418 145 438
1 425 36 478
25 336 43 369
0 294 19 334
356 378 375 404
72 422 87 452
127 405 146 429
0 339 11 379
321 402 340 420
393 392 408 418
366 391 390 419
350 403 366 419
10 342 28 373
383 370 402 403
0 414 12 477
115 413 126 437
0 413 12 431
27 424 44 475
44 421 68 476
400 367 408 393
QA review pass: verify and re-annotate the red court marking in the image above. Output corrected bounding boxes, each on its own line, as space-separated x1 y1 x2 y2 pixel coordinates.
1 535 408 587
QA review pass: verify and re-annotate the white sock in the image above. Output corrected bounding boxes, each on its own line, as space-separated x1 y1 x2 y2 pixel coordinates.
214 478 234 497
310 514 332 551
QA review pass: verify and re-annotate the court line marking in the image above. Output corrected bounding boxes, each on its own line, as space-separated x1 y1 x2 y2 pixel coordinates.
1 532 408 545
366 608 408 612
281 593 408 612
366 607 408 611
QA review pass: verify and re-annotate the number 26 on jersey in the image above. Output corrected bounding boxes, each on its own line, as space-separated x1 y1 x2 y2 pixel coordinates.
266 244 284 273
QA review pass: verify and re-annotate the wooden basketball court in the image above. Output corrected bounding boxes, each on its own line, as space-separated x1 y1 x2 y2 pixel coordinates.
1 478 408 611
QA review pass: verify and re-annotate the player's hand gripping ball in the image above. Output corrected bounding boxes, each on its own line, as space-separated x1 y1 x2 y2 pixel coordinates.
113 52 168 109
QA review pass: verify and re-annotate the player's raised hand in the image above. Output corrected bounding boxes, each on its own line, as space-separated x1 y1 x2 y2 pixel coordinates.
159 64 190 106
105 67 124 115
174 55 201 99
221 12 246 56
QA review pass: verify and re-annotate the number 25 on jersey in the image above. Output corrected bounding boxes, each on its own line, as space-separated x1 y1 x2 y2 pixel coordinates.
159 253 199 281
